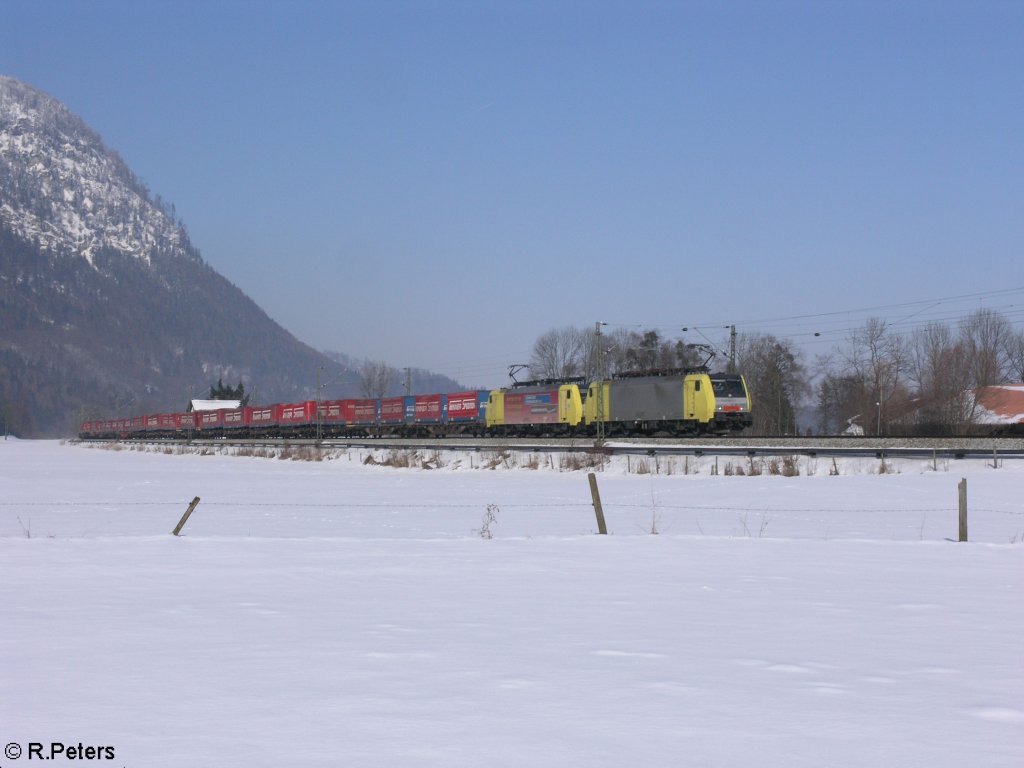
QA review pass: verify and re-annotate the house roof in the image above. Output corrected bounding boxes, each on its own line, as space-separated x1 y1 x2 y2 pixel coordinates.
189 399 241 412
972 385 1024 424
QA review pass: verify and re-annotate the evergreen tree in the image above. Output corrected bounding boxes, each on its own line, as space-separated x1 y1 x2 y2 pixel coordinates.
208 378 249 405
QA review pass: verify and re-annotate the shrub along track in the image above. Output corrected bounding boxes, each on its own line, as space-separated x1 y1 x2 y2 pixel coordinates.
78 435 1024 461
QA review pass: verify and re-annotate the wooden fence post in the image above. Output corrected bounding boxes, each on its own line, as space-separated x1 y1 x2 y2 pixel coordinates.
587 472 608 535
958 479 968 543
172 496 201 536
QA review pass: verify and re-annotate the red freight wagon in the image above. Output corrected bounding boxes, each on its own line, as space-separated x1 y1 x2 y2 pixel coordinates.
196 409 225 430
446 391 486 423
344 399 379 426
175 412 198 432
414 394 443 424
249 405 279 432
318 400 347 426
222 407 250 431
502 388 560 425
380 397 407 424
144 414 161 430
279 401 316 429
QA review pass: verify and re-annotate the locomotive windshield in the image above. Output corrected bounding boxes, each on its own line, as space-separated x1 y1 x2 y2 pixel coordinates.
710 376 746 399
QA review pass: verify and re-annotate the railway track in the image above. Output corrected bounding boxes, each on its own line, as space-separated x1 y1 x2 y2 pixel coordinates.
80 435 1024 460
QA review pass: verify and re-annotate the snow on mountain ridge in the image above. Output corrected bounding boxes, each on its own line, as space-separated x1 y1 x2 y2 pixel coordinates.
0 75 192 268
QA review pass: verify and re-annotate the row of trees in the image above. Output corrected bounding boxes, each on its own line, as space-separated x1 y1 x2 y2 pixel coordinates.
525 309 1024 435
815 309 1024 435
528 326 708 382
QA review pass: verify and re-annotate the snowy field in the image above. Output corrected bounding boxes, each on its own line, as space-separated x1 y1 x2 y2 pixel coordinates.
2 439 1022 767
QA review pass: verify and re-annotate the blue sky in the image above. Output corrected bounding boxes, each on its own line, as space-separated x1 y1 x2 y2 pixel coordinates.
3 0 1022 387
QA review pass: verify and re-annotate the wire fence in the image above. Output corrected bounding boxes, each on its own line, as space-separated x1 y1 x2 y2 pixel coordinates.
3 463 1023 545
1 501 1022 514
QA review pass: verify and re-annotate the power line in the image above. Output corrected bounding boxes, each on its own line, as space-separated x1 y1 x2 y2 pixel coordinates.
729 286 1024 328
605 287 1024 351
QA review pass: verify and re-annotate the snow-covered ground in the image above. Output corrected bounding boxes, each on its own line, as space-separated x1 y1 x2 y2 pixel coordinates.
2 439 1021 767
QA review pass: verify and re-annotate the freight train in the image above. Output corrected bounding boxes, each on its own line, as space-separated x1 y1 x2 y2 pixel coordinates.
78 369 753 440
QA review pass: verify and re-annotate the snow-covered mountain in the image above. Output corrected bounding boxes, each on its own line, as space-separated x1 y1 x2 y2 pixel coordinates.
0 76 191 269
0 75 360 436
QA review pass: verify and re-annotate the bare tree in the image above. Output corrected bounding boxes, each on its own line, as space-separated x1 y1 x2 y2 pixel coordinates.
528 327 588 380
735 333 808 435
603 328 638 376
908 322 973 432
960 308 1012 388
839 318 911 435
359 360 396 399
589 327 638 379
1005 328 1024 382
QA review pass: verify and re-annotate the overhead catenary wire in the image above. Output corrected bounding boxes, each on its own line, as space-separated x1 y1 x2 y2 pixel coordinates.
604 285 1024 349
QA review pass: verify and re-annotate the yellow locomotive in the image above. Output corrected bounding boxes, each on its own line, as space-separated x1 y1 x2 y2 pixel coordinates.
485 379 585 436
485 370 752 436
